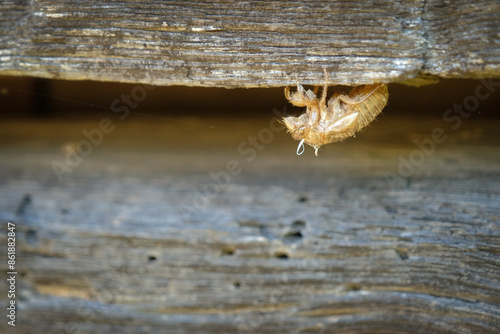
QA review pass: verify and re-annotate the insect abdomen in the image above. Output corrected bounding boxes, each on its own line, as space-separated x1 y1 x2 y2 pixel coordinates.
351 84 389 131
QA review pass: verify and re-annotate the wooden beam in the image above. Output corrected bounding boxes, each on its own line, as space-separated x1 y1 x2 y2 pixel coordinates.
0 116 499 333
0 0 499 87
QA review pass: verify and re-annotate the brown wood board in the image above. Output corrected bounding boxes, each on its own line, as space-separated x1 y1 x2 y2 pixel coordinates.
0 1 499 87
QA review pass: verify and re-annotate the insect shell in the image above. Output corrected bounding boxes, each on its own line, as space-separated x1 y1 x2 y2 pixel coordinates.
283 69 389 156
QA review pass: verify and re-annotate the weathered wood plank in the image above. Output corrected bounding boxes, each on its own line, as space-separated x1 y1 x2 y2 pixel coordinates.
422 0 500 78
0 0 498 87
0 115 499 333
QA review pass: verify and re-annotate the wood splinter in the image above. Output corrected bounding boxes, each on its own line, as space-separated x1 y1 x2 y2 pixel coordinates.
283 69 389 156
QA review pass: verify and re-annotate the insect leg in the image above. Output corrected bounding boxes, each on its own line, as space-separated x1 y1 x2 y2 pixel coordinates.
320 68 328 106
339 84 382 105
285 81 316 107
313 86 320 96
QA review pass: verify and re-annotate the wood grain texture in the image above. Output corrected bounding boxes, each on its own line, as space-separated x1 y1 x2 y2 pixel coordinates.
0 115 499 333
0 0 498 87
422 0 500 78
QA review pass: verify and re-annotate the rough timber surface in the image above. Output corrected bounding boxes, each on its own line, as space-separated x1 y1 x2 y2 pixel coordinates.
0 114 499 334
0 0 499 87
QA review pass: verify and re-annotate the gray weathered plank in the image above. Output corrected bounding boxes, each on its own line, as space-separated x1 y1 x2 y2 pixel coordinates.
422 0 500 78
0 115 499 333
0 0 499 87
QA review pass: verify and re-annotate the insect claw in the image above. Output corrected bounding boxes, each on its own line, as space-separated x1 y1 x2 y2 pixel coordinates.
296 139 305 155
297 81 307 96
284 86 291 100
321 68 328 105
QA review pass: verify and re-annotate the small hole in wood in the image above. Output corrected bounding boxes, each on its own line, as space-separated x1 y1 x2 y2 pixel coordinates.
274 252 289 259
395 248 409 260
221 246 236 256
298 196 308 203
345 283 362 291
233 281 241 288
284 220 306 244
148 255 157 262
285 231 303 238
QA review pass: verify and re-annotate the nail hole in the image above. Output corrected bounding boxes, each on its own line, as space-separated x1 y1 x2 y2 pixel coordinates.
395 248 409 260
233 281 241 288
221 246 236 256
283 231 303 245
274 252 289 259
285 231 303 238
284 220 306 244
148 255 157 262
298 196 308 203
